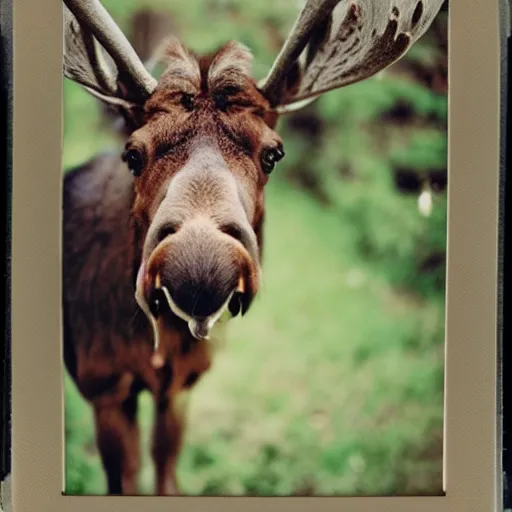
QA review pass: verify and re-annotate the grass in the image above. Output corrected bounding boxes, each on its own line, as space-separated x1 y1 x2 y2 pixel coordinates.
63 0 447 497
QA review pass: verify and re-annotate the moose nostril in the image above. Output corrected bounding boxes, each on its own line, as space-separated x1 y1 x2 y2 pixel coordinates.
220 223 244 244
156 224 178 244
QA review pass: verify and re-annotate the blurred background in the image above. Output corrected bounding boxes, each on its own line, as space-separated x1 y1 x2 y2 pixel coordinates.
63 0 448 496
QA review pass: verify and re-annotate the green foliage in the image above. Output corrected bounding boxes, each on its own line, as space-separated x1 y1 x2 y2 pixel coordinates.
277 65 448 298
64 377 104 494
62 0 448 497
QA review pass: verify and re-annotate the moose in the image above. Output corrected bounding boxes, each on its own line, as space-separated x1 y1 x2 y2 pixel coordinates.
62 0 444 496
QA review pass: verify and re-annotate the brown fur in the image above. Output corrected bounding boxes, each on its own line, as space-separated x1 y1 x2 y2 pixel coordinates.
63 40 283 495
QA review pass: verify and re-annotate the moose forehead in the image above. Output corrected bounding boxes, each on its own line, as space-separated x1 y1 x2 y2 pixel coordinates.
129 38 278 175
144 39 270 120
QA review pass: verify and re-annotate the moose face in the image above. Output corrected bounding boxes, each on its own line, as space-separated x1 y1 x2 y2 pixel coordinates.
128 40 284 341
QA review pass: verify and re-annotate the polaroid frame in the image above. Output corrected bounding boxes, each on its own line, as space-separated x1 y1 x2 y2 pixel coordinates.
8 0 504 510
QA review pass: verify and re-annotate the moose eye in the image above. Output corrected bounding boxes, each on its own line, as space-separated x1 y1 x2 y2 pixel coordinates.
181 94 195 111
122 148 144 177
261 146 285 175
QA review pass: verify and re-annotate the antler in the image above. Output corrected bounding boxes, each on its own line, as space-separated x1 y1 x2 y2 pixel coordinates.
260 0 445 111
63 0 157 106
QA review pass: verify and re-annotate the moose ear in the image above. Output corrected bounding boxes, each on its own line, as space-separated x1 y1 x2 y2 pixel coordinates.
63 1 158 132
259 0 445 114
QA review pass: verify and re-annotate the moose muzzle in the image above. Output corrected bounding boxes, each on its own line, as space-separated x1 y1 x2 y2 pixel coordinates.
136 217 259 343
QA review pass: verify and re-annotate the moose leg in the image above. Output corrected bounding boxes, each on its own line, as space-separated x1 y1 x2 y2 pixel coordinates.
152 392 187 495
93 392 141 495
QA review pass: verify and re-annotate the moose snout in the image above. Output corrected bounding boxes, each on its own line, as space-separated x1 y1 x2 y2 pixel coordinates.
138 218 259 339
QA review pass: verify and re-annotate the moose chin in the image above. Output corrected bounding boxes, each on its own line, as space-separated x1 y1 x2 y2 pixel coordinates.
62 0 444 496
